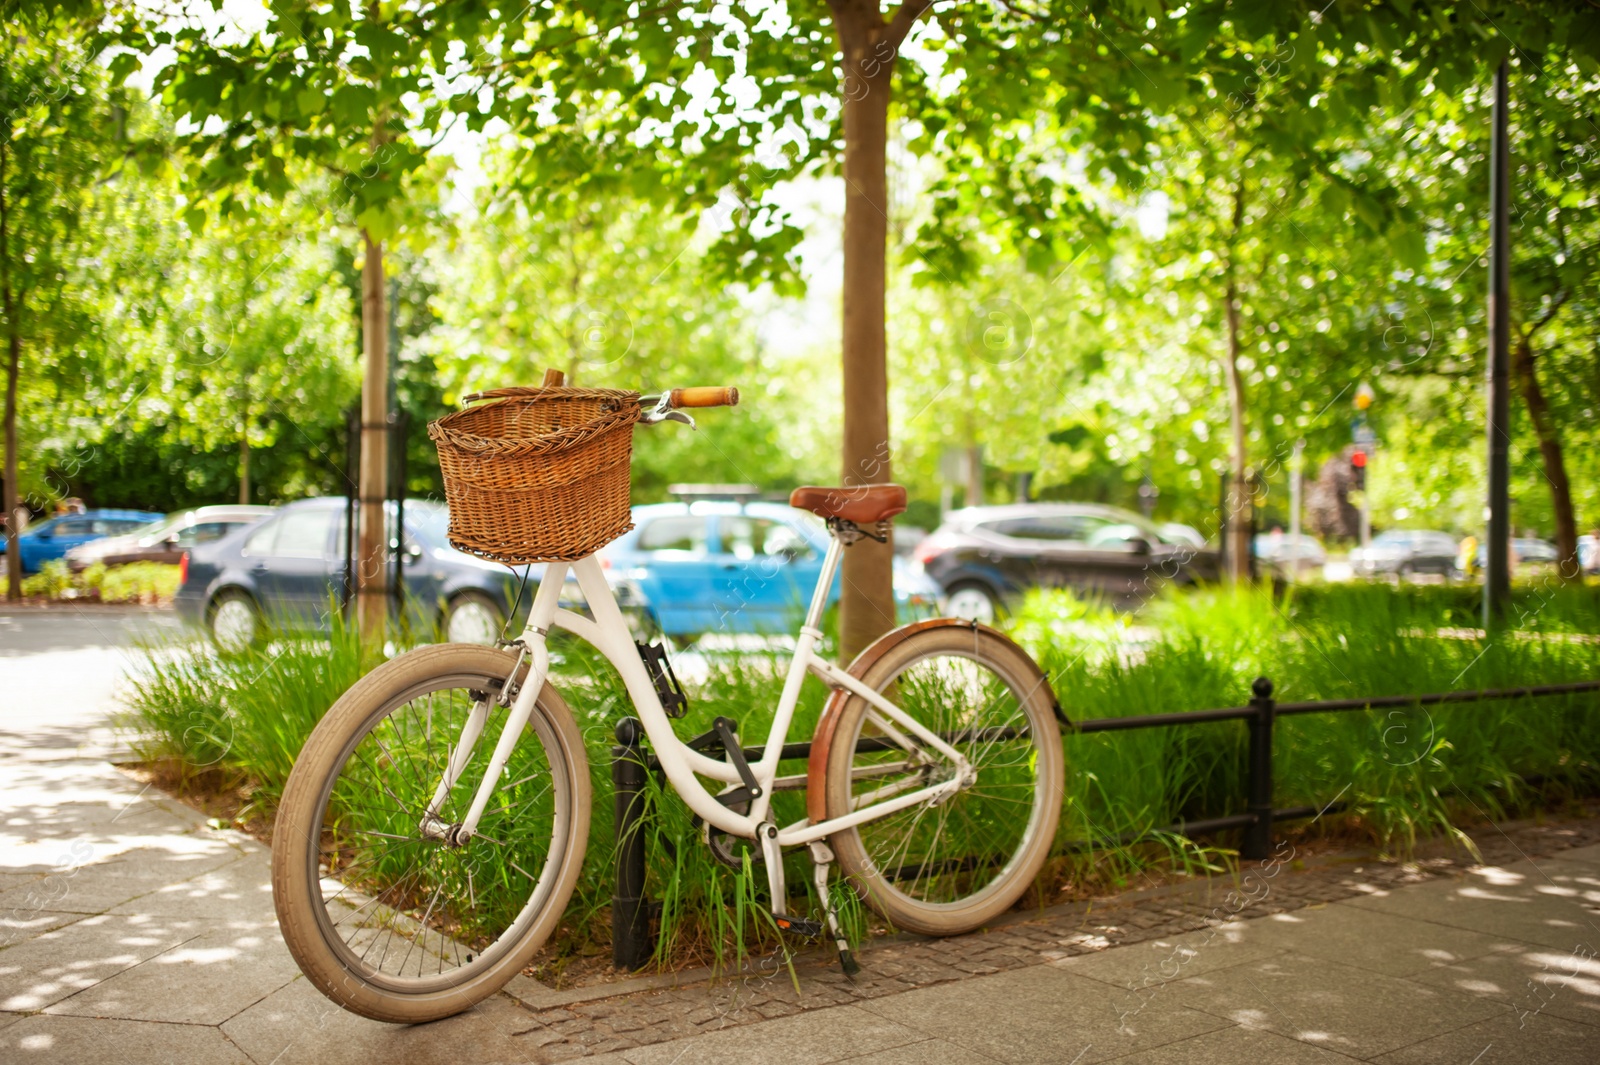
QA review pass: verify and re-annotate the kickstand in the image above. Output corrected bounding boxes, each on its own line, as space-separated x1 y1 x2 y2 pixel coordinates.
808 840 859 978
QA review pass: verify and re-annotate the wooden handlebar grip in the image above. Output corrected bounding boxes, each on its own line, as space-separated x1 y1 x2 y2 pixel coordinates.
669 387 740 408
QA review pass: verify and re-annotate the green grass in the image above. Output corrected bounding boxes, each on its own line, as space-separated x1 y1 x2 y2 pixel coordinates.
120 582 1600 977
1016 581 1600 879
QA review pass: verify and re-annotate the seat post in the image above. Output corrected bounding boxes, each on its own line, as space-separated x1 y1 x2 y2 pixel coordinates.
804 536 846 631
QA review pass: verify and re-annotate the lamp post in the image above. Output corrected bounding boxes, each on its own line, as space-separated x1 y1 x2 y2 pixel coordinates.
1288 441 1304 584
1484 59 1512 626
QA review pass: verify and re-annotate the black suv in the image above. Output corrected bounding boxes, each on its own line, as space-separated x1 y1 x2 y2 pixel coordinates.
911 503 1220 621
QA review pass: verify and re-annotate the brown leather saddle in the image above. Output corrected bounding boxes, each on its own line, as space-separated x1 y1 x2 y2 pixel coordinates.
788 484 907 525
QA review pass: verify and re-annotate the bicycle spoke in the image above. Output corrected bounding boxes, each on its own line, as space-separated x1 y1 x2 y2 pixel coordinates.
847 645 1049 911
299 665 570 992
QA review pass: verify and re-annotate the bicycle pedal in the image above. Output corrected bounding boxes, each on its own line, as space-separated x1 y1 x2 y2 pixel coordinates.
772 914 823 937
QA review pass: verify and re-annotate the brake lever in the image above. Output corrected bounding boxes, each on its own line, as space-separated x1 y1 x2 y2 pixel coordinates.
639 393 697 429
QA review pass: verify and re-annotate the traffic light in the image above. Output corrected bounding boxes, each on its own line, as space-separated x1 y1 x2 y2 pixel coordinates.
1350 449 1367 491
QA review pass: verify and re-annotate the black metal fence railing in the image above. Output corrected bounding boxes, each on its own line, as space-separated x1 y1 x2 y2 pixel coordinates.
609 675 1600 970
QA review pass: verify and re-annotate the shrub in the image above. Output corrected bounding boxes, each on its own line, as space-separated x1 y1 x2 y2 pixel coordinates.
19 560 181 603
97 562 182 603
20 560 75 599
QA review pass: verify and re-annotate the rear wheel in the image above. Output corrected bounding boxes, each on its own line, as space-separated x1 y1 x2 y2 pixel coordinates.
821 625 1062 936
272 644 589 1023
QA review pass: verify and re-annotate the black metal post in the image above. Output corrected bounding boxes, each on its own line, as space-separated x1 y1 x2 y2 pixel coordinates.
1241 676 1275 860
612 718 652 970
343 407 360 612
1485 59 1512 627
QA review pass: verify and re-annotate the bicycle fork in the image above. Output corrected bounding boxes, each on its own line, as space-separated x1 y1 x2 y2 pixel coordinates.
421 566 567 845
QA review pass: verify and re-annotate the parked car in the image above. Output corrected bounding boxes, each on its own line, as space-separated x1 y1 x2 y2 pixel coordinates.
1160 523 1208 549
599 500 944 639
1349 529 1458 578
1580 534 1599 575
1511 538 1561 569
1469 537 1564 573
64 505 272 571
911 503 1222 621
174 497 525 650
1254 531 1327 574
16 509 165 573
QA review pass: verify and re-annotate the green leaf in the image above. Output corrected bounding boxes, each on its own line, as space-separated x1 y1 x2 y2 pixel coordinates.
1136 65 1185 113
330 84 374 130
107 52 141 86
295 87 326 119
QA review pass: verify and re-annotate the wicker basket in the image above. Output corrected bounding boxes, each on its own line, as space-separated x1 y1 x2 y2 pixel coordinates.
428 386 641 564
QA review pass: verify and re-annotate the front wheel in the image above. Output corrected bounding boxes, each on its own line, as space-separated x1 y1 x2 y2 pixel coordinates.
819 624 1063 936
272 644 590 1023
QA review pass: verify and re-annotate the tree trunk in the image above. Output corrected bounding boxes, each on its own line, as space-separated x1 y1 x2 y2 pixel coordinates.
965 443 982 508
238 430 250 505
832 2 897 660
565 216 583 384
357 230 389 642
4 310 19 602
1 143 20 601
1513 333 1579 578
1222 173 1252 585
1223 276 1252 583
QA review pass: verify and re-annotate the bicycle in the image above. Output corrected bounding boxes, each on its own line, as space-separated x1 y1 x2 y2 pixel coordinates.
271 383 1065 1023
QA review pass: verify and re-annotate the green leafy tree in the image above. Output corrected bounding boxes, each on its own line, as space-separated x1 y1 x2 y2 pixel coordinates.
425 162 809 500
1363 53 1600 567
143 191 361 504
1 7 131 597
155 0 497 637
1496 64 1599 575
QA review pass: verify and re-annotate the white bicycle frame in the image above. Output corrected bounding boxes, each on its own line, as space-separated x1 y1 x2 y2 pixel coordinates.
429 534 970 850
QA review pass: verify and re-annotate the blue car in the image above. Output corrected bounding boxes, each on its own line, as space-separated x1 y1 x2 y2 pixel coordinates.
174 497 527 650
599 500 944 639
17 509 164 573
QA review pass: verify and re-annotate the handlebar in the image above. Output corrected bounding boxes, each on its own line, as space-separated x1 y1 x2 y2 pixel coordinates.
668 387 739 409
638 386 740 426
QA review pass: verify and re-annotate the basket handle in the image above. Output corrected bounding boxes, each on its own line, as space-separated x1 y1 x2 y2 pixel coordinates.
461 387 537 403
462 368 568 404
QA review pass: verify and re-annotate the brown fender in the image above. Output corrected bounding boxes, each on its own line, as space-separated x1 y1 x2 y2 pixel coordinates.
805 618 1064 825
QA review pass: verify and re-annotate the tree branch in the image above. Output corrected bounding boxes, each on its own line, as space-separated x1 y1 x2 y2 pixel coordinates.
993 0 1047 22
884 0 934 49
491 3 684 74
1520 288 1569 347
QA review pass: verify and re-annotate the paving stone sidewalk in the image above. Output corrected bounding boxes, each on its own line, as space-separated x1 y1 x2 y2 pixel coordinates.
3 732 1599 1064
4 609 1599 1063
